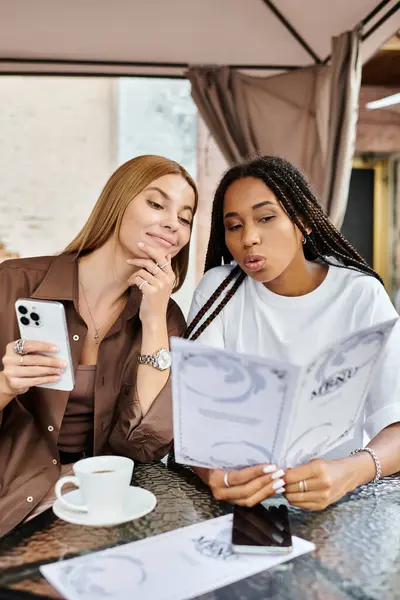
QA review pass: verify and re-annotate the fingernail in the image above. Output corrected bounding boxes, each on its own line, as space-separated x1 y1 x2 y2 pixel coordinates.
127 259 135 264
61 360 68 367
271 469 285 480
272 479 285 490
272 532 284 543
138 242 144 248
274 487 286 495
50 346 59 352
263 465 277 474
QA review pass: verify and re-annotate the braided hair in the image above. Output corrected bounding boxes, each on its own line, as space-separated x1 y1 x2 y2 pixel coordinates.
186 156 382 341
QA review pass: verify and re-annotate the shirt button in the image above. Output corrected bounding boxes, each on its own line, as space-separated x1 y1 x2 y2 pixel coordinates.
52 459 58 465
48 425 54 432
73 334 79 341
27 496 33 503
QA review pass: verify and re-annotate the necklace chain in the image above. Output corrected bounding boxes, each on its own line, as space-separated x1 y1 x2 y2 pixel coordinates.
79 278 126 344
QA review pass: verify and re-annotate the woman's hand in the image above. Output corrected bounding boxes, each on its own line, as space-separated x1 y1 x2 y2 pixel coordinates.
194 464 286 507
284 457 355 510
1 340 67 396
127 242 175 324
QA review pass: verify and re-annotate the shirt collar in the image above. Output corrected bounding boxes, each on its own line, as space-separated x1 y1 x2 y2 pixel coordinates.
31 253 76 301
31 253 141 321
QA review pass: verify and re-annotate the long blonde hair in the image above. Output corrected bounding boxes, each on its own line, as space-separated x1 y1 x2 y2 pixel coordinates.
64 155 198 292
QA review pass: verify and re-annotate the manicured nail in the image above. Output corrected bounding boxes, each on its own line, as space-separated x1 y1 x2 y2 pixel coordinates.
271 469 285 480
272 532 284 543
50 346 59 352
274 487 286 495
61 360 68 367
263 465 277 474
272 479 285 490
138 242 145 248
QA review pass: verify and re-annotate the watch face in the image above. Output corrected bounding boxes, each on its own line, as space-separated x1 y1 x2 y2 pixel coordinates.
157 349 172 370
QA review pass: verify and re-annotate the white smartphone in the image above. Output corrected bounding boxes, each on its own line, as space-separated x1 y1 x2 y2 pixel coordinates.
232 503 293 555
15 298 75 391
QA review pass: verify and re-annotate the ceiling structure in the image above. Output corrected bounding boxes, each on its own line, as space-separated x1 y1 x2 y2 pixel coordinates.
362 31 400 85
0 0 399 78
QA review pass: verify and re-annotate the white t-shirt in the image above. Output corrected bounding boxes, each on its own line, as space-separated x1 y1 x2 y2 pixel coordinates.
188 262 400 460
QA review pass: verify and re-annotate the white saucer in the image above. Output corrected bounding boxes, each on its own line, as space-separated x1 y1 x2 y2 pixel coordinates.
52 486 157 527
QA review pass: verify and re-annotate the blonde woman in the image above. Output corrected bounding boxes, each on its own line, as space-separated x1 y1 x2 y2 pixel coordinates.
0 155 197 535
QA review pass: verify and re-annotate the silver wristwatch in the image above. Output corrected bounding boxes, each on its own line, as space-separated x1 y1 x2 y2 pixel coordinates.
137 348 172 371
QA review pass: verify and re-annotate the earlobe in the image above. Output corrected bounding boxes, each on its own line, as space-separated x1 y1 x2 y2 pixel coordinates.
302 227 312 244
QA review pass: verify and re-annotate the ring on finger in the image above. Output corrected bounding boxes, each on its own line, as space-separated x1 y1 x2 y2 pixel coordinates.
223 471 231 488
20 356 24 365
158 261 169 270
139 279 148 291
299 479 307 493
14 339 27 355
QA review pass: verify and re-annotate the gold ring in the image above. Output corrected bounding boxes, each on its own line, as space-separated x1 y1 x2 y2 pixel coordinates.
20 356 24 365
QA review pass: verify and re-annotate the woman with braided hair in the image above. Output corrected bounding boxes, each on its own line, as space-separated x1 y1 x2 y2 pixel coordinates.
186 156 400 511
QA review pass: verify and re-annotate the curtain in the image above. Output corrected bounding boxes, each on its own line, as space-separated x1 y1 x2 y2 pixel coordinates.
188 29 361 227
322 29 362 227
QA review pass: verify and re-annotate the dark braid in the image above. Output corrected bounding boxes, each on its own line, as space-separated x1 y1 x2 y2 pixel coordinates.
186 156 382 341
184 267 246 340
262 165 380 279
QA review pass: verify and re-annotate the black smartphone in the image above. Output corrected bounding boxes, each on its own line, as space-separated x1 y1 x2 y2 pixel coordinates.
232 502 292 555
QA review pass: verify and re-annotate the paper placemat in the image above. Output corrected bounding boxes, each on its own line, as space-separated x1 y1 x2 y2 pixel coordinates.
41 514 315 600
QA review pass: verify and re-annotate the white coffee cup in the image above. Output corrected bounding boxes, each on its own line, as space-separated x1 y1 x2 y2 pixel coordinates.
55 455 134 519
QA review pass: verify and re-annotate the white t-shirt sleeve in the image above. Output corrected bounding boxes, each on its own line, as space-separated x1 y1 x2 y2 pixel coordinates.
186 266 234 350
364 281 400 438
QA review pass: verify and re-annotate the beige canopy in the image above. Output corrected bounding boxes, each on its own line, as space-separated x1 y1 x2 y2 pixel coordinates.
1 0 399 236
1 0 399 77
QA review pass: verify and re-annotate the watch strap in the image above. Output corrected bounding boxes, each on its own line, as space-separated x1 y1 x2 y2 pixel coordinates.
138 354 159 368
137 348 171 371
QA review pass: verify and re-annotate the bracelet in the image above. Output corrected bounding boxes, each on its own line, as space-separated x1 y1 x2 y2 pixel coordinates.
351 447 381 483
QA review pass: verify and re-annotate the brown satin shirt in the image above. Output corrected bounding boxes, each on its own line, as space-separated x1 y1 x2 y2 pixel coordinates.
58 365 96 453
0 253 186 536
